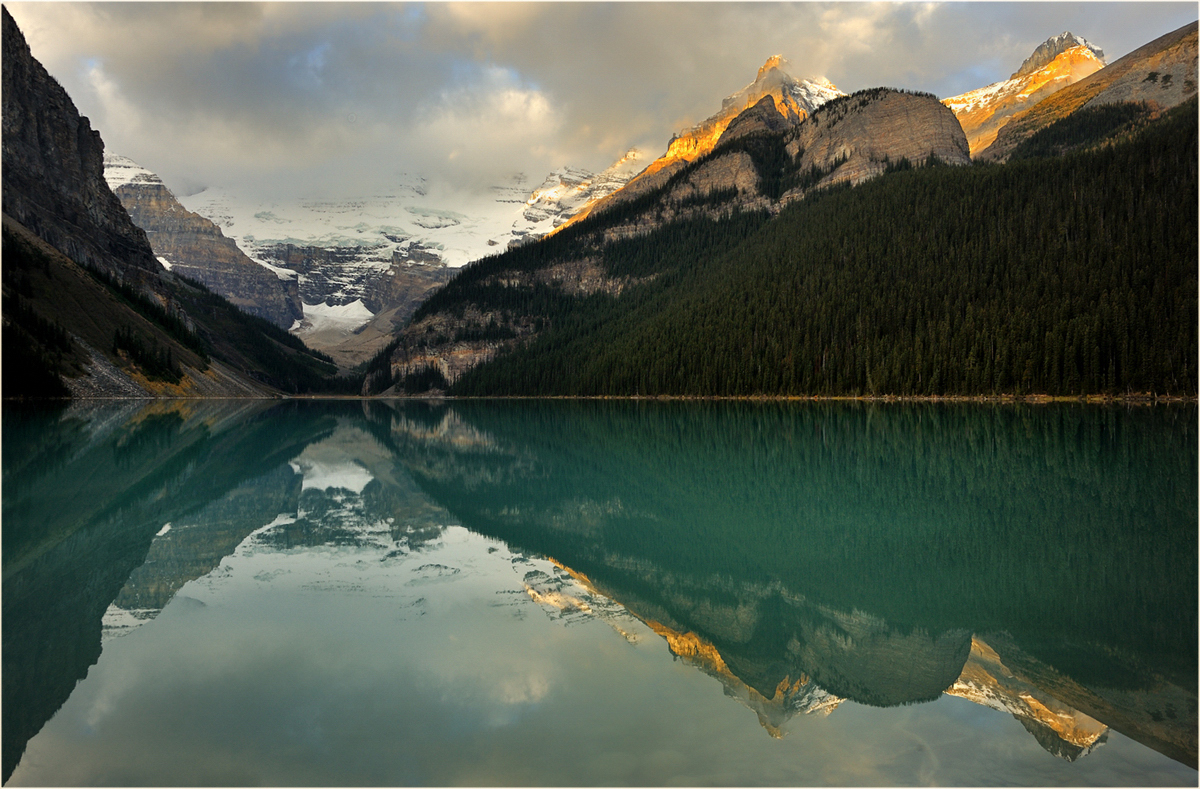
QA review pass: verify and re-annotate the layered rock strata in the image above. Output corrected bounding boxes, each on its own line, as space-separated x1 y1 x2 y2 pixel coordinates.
105 155 304 328
1 8 160 289
783 88 970 194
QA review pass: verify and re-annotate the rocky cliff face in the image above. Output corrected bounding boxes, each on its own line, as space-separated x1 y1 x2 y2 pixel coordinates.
979 21 1198 161
2 9 337 397
944 34 1107 156
560 57 844 229
105 155 304 328
1 8 161 289
784 88 970 193
1014 32 1106 78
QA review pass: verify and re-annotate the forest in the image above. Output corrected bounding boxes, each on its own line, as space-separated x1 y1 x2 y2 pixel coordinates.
403 97 1197 398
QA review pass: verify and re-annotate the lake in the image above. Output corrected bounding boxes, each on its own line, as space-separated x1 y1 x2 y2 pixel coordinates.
2 399 1196 786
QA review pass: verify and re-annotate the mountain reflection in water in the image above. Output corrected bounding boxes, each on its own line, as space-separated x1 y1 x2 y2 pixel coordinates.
2 399 1195 785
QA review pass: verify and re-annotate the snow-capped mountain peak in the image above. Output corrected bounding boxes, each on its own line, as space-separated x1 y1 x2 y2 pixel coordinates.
508 148 647 245
103 154 163 191
1013 31 1106 78
943 32 1107 155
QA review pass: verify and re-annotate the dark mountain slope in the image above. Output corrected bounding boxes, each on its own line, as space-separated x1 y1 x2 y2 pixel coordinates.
1 8 159 289
439 98 1195 398
374 88 971 394
1 8 351 397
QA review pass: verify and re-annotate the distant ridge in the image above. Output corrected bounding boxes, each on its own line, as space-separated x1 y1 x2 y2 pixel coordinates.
979 20 1198 161
944 32 1107 156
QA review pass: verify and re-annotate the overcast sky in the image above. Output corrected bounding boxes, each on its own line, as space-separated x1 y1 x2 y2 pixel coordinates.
7 2 1197 199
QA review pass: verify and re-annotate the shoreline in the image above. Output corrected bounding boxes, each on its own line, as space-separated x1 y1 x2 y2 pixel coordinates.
7 393 1196 404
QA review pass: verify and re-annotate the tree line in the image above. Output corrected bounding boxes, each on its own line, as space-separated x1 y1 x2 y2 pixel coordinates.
445 97 1197 398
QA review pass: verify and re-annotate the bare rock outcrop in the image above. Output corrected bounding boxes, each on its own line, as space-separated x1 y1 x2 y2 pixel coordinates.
979 21 1198 162
784 88 970 196
662 151 764 208
106 156 304 328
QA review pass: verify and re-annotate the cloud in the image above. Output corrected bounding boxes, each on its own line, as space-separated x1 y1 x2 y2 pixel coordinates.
6 2 1198 199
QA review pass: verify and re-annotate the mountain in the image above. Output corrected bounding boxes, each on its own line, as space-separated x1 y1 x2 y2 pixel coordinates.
377 76 1195 399
558 56 845 231
104 154 304 329
375 82 972 394
177 180 458 365
1014 32 1106 77
979 20 1198 161
1 11 160 291
171 143 647 369
1 8 347 397
509 148 647 245
943 32 1107 156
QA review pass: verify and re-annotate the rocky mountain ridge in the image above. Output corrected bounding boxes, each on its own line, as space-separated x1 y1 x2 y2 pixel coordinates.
1 7 344 397
104 154 304 329
556 57 846 231
944 32 1108 155
1 9 161 291
979 20 1198 160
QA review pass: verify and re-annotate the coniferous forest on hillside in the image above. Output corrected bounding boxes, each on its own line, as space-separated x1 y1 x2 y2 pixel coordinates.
410 98 1197 399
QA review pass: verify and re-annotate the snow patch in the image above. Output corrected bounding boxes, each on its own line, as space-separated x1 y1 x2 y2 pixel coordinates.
257 260 299 281
103 153 162 191
299 299 374 335
289 458 374 494
156 256 173 271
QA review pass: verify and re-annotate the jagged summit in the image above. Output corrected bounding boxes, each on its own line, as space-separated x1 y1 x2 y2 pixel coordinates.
757 54 788 80
943 32 1107 155
553 57 844 231
717 56 843 125
1014 32 1106 78
980 20 1197 161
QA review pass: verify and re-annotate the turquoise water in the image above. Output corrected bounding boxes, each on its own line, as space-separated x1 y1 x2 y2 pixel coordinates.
3 399 1196 786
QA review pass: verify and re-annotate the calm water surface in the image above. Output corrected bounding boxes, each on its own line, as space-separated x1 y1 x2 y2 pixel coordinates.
2 400 1196 786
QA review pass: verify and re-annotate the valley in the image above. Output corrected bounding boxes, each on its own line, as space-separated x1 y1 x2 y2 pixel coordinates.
2 9 1196 400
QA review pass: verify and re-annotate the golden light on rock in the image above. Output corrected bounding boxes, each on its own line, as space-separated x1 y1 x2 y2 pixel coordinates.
944 45 1106 156
947 636 1109 752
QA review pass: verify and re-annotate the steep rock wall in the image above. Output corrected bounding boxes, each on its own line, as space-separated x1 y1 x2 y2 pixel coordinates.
111 175 304 328
785 89 970 196
1 8 160 289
